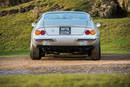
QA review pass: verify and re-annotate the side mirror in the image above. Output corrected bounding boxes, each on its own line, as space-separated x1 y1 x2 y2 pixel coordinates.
32 22 36 27
96 23 101 28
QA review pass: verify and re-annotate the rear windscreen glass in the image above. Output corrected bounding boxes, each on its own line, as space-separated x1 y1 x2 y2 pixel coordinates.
44 13 88 20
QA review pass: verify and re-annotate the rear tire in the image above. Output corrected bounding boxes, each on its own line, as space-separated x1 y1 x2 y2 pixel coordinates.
89 43 101 60
30 44 42 60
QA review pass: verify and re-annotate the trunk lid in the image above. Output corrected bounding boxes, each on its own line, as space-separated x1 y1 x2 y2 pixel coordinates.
44 19 90 35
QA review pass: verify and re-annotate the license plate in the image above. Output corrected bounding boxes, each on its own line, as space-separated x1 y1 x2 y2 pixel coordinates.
60 27 71 35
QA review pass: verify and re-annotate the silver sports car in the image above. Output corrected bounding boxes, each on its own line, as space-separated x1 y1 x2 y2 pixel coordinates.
30 11 101 60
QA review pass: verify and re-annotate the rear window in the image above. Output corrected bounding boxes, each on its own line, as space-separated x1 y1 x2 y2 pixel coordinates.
44 12 88 20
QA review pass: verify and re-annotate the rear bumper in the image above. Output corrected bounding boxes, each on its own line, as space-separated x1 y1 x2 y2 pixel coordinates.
32 37 99 47
31 36 99 53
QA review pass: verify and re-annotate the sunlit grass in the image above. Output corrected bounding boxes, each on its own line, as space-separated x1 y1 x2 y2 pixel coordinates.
0 74 130 87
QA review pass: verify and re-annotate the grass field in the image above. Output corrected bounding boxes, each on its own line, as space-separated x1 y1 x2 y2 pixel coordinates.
95 17 130 54
0 12 130 56
0 74 130 87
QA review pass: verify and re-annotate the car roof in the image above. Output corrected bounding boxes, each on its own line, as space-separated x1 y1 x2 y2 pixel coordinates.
42 11 89 16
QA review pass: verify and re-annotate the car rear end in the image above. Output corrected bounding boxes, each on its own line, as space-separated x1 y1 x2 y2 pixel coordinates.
30 11 101 60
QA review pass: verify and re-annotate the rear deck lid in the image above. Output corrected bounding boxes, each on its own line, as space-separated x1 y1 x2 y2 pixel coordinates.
44 19 92 35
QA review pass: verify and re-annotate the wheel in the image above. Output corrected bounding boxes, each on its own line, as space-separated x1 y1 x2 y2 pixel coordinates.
40 47 45 57
30 44 42 60
89 43 101 60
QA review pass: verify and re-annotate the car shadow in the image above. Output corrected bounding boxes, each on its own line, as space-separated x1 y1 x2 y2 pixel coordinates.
42 54 130 60
43 54 89 60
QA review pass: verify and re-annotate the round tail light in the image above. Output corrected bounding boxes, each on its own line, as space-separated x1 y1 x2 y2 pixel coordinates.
91 30 95 35
85 30 90 35
40 30 45 35
35 30 40 35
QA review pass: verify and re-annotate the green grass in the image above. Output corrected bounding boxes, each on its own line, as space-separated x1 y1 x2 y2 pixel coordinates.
0 74 130 87
0 12 33 51
38 0 95 12
95 18 130 54
0 12 130 56
0 50 29 56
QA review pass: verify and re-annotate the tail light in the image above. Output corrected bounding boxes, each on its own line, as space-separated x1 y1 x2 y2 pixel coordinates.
35 30 45 35
85 30 95 35
35 30 40 35
40 30 45 35
91 30 95 35
85 30 90 35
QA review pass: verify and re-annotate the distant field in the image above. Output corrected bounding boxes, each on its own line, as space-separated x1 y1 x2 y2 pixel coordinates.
0 74 130 87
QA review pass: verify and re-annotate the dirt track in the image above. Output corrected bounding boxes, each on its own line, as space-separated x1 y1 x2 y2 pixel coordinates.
0 54 130 76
